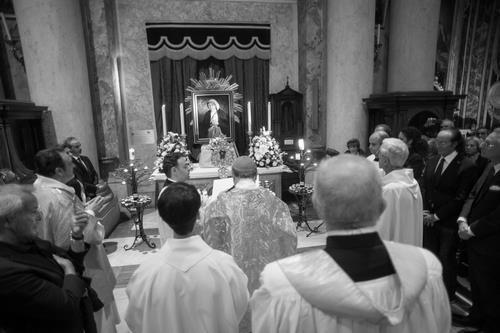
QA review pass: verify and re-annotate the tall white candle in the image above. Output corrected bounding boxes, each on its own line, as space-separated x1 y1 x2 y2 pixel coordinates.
161 104 167 138
179 103 185 135
267 101 271 132
247 101 252 132
376 24 381 45
129 148 135 160
298 139 305 151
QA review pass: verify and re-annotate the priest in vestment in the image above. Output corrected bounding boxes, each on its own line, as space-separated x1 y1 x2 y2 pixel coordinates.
126 183 249 333
202 156 297 332
377 138 423 246
251 155 450 333
33 147 120 333
202 156 297 293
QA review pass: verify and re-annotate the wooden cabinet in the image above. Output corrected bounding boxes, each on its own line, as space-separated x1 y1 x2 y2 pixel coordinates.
363 91 465 137
0 100 53 181
270 84 303 152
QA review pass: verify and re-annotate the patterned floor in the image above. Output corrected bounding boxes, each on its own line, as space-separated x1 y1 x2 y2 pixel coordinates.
106 208 470 333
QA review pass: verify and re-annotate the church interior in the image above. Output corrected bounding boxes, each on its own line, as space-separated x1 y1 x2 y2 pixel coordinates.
1 0 500 332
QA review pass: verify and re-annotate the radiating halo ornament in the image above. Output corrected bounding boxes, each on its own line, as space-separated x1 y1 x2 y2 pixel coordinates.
185 68 243 124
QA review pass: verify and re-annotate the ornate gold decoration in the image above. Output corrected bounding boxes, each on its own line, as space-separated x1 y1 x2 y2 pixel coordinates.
185 68 243 123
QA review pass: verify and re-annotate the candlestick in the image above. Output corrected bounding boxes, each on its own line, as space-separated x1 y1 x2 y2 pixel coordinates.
179 103 185 136
247 129 254 155
267 101 271 132
247 101 252 132
376 24 381 45
161 104 167 138
129 148 135 161
298 139 305 151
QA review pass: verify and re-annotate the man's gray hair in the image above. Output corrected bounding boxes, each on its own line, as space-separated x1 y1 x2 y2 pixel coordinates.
313 155 385 229
0 185 34 225
370 130 389 144
379 138 409 168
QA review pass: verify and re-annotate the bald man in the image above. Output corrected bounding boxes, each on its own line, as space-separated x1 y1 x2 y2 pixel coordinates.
367 131 390 167
251 155 450 333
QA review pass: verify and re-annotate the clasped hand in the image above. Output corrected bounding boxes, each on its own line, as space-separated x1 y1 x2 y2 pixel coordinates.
457 221 473 240
72 211 89 239
423 211 438 227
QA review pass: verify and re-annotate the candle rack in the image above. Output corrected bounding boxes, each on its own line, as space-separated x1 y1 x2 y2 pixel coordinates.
285 143 323 236
121 194 156 250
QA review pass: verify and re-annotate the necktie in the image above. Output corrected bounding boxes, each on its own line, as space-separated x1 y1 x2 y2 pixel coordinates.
434 157 445 180
77 157 89 171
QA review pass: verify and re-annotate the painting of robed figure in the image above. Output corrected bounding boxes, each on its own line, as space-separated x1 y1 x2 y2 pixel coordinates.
192 91 234 144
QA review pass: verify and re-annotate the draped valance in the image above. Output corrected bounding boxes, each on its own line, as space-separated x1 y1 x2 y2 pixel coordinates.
146 23 271 61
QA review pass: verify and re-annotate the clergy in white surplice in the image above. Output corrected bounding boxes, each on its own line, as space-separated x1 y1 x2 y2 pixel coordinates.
33 148 120 333
250 155 450 333
377 138 424 246
126 183 249 333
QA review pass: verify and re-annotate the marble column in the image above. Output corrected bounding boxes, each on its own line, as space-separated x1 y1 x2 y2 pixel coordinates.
387 0 441 92
326 0 375 151
13 0 99 170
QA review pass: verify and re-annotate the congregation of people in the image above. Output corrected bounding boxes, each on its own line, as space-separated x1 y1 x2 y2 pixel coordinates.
1 118 500 333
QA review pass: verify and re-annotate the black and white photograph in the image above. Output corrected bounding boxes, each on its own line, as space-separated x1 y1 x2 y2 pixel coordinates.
2 1 500 333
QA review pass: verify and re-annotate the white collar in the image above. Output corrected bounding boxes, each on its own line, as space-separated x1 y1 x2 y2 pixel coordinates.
494 163 500 175
235 179 259 189
325 225 379 237
34 174 75 195
440 150 458 164
161 235 213 272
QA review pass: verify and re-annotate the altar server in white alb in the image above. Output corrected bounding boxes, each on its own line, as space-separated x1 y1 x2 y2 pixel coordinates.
126 182 249 333
377 138 424 246
250 155 450 333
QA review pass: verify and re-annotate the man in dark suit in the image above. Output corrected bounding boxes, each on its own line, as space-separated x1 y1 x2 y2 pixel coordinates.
63 137 100 199
422 128 477 301
0 184 99 333
454 131 500 333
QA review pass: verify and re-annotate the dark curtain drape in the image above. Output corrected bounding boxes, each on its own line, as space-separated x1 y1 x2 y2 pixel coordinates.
224 57 269 154
150 56 269 154
151 57 197 145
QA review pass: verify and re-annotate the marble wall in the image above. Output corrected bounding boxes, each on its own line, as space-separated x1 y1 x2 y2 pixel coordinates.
14 0 99 169
298 0 326 148
91 0 299 161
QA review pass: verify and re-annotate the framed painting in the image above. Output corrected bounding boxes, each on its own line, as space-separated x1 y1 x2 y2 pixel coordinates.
192 91 234 144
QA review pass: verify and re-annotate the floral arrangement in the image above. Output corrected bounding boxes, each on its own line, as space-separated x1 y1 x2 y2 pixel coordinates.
208 136 237 167
249 131 283 167
155 131 190 173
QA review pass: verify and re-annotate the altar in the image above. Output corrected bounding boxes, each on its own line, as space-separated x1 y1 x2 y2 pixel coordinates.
151 163 289 203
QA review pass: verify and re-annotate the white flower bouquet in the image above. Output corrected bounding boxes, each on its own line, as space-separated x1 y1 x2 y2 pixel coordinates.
249 131 283 167
155 132 190 173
